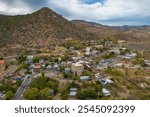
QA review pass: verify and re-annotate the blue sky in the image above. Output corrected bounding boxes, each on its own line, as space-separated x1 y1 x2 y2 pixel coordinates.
0 0 150 26
82 0 103 4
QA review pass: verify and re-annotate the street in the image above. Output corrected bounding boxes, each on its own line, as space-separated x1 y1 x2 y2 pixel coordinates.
13 75 32 100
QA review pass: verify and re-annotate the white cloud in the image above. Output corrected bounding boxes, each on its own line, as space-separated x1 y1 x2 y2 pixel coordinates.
0 0 149 25
48 0 150 25
0 0 32 15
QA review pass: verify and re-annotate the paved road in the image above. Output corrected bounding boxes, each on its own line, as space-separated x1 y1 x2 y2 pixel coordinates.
13 75 32 100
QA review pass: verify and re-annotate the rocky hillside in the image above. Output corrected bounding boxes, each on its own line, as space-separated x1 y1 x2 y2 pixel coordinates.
0 7 150 49
72 20 150 42
0 7 95 48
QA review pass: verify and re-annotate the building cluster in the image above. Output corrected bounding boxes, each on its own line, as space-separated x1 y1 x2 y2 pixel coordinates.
0 39 150 100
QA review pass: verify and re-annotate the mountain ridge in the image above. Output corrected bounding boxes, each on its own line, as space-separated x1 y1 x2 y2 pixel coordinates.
0 7 150 48
0 7 96 47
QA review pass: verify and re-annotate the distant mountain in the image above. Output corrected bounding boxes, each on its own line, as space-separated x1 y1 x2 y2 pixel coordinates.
0 7 95 47
112 25 150 31
72 20 150 42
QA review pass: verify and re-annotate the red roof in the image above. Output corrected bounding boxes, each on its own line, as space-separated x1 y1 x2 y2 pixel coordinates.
33 65 41 69
0 60 4 65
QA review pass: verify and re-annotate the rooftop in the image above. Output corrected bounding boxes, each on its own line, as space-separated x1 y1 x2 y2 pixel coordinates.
0 60 4 65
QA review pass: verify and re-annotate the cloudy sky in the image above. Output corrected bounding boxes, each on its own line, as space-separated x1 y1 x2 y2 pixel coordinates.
0 0 150 26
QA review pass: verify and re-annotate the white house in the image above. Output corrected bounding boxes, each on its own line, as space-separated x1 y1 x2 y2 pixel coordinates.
69 88 77 96
71 62 84 76
102 88 111 96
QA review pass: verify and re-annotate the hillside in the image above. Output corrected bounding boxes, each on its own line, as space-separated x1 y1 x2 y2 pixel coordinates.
72 20 150 42
0 7 95 48
72 20 150 53
0 7 150 50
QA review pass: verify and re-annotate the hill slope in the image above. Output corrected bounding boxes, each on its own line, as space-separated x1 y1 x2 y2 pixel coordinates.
72 20 150 42
0 7 95 48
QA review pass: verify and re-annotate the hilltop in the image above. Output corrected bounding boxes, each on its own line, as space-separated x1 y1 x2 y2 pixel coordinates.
0 7 150 51
0 7 95 48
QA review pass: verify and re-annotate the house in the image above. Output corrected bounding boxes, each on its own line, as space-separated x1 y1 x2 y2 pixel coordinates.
99 78 113 85
124 53 137 59
46 65 52 70
69 88 77 96
80 76 90 81
61 62 67 66
102 88 111 96
105 41 112 48
14 75 23 81
114 63 123 68
50 89 55 96
54 63 59 70
33 64 41 73
118 40 126 47
27 55 33 60
0 60 5 72
110 48 120 54
27 55 33 64
65 68 71 74
94 45 104 49
41 64 46 69
144 60 150 67
0 92 6 99
72 57 79 62
71 62 84 76
85 47 92 56
69 47 75 50
39 59 44 64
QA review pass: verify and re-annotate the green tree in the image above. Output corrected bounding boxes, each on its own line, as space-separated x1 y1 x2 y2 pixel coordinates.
33 57 40 63
16 55 26 64
77 89 97 99
40 88 52 100
22 63 29 69
24 88 39 100
6 91 14 100
60 82 70 100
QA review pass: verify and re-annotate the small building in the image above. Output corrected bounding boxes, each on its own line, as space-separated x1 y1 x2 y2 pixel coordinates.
80 76 90 81
99 78 113 85
124 53 137 59
94 45 104 49
64 68 71 74
102 88 111 96
0 60 5 72
0 92 6 99
71 62 84 76
145 60 150 67
46 65 52 70
114 63 123 67
69 88 77 96
50 89 55 96
54 63 59 70
85 47 92 56
27 55 33 60
118 40 126 47
14 75 23 81
110 49 120 54
27 59 33 64
39 59 44 64
33 64 41 73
